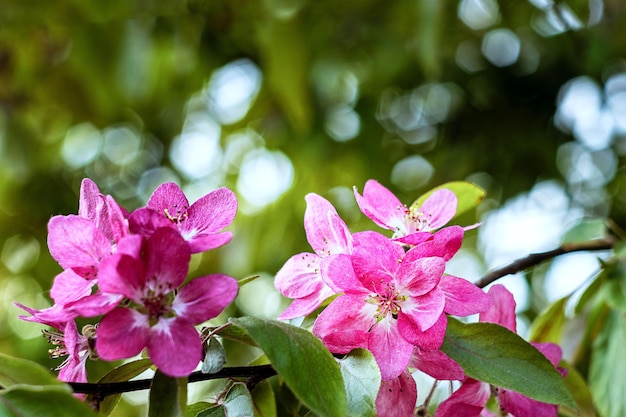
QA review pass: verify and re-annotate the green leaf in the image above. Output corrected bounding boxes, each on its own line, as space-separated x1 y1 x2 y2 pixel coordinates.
202 337 227 374
441 318 575 408
411 181 485 219
230 317 346 417
251 380 276 417
561 218 607 244
0 352 66 387
529 297 567 344
186 402 214 417
213 324 258 348
197 406 226 417
338 349 381 417
0 385 97 417
589 309 626 417
222 383 255 417
560 363 597 417
149 370 187 417
96 358 153 416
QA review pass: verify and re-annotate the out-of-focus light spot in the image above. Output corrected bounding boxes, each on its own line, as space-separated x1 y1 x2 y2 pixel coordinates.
205 59 262 125
390 155 434 191
325 104 360 142
456 40 487 73
1 235 40 274
516 41 541 75
264 0 305 19
170 115 222 180
223 130 264 174
399 126 438 145
481 29 521 67
573 109 614 150
236 148 294 212
588 0 604 26
458 0 500 30
527 0 553 9
61 123 102 168
557 142 616 188
606 73 626 134
532 4 584 36
136 167 180 201
236 274 288 318
544 252 604 303
3 276 46 339
102 126 142 165
312 63 360 106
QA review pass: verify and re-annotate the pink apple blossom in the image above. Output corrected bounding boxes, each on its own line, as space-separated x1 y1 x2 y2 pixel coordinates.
94 227 238 377
129 182 237 253
435 285 565 417
354 180 457 245
275 193 353 319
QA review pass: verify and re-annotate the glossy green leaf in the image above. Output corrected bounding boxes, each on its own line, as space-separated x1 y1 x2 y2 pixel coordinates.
0 352 66 388
186 402 214 417
202 337 227 374
230 317 346 417
251 380 276 417
222 382 254 417
589 309 626 417
338 349 381 417
96 358 153 416
197 405 226 417
529 297 567 344
441 318 575 408
561 218 607 243
149 370 187 417
412 181 485 219
214 324 258 347
0 385 97 417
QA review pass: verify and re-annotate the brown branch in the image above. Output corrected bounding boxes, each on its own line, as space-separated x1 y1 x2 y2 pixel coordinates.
68 364 276 397
475 238 615 289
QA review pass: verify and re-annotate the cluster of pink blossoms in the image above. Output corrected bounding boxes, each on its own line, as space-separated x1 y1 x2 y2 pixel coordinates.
18 179 239 380
275 179 564 417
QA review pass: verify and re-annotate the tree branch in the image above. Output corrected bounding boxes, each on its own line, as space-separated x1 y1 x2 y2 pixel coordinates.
68 364 276 397
474 238 615 289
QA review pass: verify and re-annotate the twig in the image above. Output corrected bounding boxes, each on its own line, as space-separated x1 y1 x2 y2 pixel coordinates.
474 238 615 289
68 364 276 397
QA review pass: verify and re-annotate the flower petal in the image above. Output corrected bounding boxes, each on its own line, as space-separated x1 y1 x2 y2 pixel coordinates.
479 284 517 332
352 232 404 293
411 226 464 261
322 253 364 294
420 189 457 230
399 287 446 331
312 295 372 354
434 378 490 417
50 269 95 305
368 315 415 380
147 182 190 217
440 275 492 316
98 253 146 301
183 187 237 251
400 312 447 351
147 316 203 377
410 348 465 381
144 228 190 290
97 308 149 360
128 207 176 239
278 287 336 319
498 389 558 417
304 193 352 256
375 371 417 417
354 180 405 232
396 256 445 296
274 252 323 298
172 274 238 324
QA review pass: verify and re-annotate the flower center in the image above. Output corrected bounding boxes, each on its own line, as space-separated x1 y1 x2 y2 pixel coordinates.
164 204 189 224
141 290 176 325
367 283 408 323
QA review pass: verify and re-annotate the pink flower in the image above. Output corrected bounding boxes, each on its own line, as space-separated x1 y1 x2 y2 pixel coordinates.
435 285 565 417
312 232 447 380
275 193 353 319
129 182 237 253
375 371 418 417
94 228 238 377
354 180 457 245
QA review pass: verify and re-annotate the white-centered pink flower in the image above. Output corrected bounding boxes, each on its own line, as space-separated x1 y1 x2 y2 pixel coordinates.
354 180 457 245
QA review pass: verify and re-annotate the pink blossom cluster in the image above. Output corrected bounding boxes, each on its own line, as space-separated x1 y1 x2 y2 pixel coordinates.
274 180 564 417
18 179 239 380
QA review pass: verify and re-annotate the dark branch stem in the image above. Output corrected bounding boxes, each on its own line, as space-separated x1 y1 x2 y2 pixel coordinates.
68 364 276 397
474 238 615 289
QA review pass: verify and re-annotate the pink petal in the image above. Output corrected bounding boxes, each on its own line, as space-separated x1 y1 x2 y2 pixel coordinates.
375 371 417 417
410 348 465 381
498 390 558 417
183 187 237 251
397 256 445 296
411 226 464 261
368 315 415 380
66 291 123 317
128 207 176 239
303 194 352 256
274 252 323 298
97 308 150 360
47 215 111 275
419 189 457 230
479 284 517 332
321 253 365 294
50 269 95 305
401 313 447 351
434 378 490 417
147 316 203 377
57 321 88 384
312 295 372 354
278 286 336 319
186 232 233 253
144 228 190 290
440 275 492 316
393 231 433 246
78 178 101 221
173 274 238 324
531 342 563 368
352 232 404 293
147 182 190 216
399 288 446 331
98 253 146 301
15 303 76 329
354 180 405 232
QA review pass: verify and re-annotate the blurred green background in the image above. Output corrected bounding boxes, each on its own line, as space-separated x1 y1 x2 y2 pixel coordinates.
1 0 625 414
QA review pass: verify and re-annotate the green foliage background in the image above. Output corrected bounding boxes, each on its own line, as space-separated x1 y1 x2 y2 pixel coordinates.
1 0 625 415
